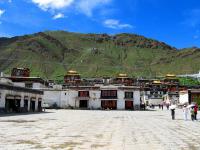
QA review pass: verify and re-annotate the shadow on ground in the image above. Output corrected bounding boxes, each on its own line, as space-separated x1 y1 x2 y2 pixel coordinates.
0 111 54 117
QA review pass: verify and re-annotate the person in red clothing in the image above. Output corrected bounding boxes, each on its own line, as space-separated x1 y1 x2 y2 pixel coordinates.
194 104 198 120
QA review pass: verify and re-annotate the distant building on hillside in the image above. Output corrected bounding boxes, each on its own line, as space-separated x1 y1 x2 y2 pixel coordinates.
64 70 81 85
112 73 135 86
141 80 165 106
11 68 30 77
163 74 180 104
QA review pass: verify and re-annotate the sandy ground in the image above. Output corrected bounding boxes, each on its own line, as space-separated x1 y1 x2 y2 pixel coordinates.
0 108 200 150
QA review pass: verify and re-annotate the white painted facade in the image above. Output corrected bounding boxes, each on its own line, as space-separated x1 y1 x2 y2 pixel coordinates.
43 90 62 107
0 89 42 111
179 91 189 104
13 82 46 89
13 82 25 87
32 83 46 89
43 85 141 110
0 79 43 113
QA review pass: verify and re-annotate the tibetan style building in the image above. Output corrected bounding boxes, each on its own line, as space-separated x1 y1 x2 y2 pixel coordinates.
64 70 81 85
0 78 43 113
112 73 135 86
43 85 141 110
11 68 30 77
0 68 46 113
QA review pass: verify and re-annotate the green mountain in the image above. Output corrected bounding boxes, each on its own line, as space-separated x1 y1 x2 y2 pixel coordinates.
0 31 200 81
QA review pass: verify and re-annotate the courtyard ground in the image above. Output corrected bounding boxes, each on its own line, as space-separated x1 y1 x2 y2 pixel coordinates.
0 108 200 150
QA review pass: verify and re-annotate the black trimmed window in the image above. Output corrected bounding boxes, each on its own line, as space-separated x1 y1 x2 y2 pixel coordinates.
25 83 33 88
125 92 133 99
101 90 117 99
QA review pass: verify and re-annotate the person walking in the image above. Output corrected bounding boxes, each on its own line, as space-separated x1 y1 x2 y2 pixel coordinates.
183 105 188 121
171 109 175 120
191 107 195 121
166 104 169 110
194 104 198 120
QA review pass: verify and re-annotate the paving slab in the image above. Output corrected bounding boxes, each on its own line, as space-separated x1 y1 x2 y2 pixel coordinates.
0 108 200 150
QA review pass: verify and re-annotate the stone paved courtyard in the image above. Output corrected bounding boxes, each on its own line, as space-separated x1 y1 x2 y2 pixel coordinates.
0 108 200 150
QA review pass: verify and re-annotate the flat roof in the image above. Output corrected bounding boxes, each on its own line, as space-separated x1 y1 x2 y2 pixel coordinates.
62 85 140 90
0 83 43 95
4 77 48 85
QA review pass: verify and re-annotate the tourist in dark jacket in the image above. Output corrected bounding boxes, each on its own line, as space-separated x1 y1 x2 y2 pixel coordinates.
194 105 198 120
171 109 175 120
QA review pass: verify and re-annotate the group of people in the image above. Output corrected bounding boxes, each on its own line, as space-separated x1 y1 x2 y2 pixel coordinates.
171 104 198 121
183 104 198 121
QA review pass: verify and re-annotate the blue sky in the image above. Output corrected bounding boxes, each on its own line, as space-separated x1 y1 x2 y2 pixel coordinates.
0 0 200 48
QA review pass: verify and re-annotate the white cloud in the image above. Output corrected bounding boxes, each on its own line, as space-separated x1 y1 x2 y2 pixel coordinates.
31 0 112 17
31 0 74 11
77 0 112 17
0 9 5 17
103 19 133 29
53 13 65 19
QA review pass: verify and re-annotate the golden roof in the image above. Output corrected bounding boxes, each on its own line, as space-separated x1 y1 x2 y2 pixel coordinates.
68 70 77 73
166 74 176 78
66 70 80 76
117 73 128 78
153 80 162 84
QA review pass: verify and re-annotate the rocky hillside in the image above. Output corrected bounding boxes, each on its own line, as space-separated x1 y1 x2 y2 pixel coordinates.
0 31 199 81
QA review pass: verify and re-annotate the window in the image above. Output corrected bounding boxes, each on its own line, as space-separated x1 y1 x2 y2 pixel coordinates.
25 83 33 88
24 100 28 108
78 91 89 97
101 90 117 99
125 92 133 99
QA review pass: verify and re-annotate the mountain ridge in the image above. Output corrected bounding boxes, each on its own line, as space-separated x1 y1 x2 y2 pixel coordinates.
0 30 199 81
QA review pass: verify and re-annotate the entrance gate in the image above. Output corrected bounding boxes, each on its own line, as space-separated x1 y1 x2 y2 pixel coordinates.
79 100 88 108
5 98 21 113
101 100 117 110
30 101 35 112
125 101 134 110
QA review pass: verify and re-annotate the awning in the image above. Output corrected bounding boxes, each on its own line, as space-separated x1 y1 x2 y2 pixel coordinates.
76 97 90 100
31 97 36 101
6 95 14 99
24 96 29 100
14 95 21 100
124 99 134 101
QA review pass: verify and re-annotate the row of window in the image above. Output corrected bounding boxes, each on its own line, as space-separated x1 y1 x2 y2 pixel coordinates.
78 91 133 99
101 90 117 98
78 91 89 97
